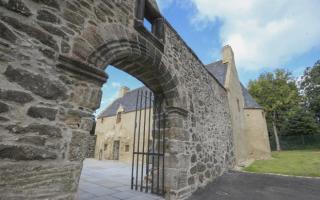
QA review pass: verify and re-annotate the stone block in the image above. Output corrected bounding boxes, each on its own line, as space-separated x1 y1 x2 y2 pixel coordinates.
63 9 85 26
7 123 62 138
27 106 57 121
188 176 195 186
37 9 61 24
197 162 206 172
0 116 9 122
1 16 59 50
68 131 89 161
0 89 33 104
0 161 81 199
38 22 69 40
0 144 57 160
0 21 18 43
82 25 104 48
0 101 9 113
17 136 46 146
5 0 32 17
61 40 71 54
4 66 66 100
72 37 94 61
31 0 60 10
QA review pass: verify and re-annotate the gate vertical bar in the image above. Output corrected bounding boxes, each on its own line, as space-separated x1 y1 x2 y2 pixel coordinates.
151 95 157 193
145 91 152 193
135 90 143 190
131 90 140 189
140 91 148 191
162 109 166 195
157 96 162 194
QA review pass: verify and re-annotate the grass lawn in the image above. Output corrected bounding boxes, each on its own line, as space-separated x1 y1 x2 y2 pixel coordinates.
244 150 320 177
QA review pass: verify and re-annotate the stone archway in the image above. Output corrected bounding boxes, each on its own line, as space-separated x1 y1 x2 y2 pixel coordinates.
0 1 235 200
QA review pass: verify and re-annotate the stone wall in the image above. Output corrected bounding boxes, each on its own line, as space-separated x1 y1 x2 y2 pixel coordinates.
0 0 235 199
244 109 271 160
86 134 96 158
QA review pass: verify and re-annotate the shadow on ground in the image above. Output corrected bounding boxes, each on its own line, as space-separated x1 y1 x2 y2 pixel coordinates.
188 171 320 200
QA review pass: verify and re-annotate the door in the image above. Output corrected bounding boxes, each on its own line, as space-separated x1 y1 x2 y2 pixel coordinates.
113 141 120 160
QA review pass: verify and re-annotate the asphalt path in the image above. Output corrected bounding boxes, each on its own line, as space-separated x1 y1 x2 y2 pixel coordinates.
188 171 320 200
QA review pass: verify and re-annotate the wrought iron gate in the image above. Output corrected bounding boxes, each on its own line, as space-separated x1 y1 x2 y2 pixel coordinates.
131 89 166 196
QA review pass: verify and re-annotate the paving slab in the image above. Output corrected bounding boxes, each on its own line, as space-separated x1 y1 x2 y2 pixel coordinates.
76 159 164 200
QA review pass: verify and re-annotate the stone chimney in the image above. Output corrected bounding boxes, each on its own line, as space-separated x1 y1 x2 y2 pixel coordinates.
222 45 235 65
118 86 130 98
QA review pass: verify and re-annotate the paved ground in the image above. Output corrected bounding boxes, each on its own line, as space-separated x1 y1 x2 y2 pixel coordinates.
188 171 320 200
76 159 163 200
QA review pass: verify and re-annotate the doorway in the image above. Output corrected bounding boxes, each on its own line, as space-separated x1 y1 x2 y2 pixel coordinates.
113 140 120 160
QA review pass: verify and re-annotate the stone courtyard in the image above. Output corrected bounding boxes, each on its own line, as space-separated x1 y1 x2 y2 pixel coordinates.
77 159 164 200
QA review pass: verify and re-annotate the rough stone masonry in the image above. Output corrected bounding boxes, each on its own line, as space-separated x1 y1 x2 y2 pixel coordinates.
0 0 235 199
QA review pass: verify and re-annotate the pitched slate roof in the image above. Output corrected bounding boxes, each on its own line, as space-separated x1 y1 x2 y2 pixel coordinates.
205 60 228 86
240 84 263 109
97 86 153 118
99 61 263 118
205 60 263 109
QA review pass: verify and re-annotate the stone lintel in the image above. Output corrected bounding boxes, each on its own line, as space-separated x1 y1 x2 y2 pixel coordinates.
57 55 108 83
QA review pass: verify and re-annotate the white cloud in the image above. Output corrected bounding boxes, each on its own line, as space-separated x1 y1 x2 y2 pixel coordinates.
189 0 320 70
111 82 121 88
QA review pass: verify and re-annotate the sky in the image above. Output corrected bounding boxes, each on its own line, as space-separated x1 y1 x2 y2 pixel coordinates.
95 0 320 115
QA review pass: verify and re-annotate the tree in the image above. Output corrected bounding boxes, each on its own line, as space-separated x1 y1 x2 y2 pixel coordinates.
248 69 301 151
282 107 319 136
300 60 320 124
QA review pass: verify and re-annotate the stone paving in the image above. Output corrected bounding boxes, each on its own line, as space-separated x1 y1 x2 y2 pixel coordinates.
76 159 164 200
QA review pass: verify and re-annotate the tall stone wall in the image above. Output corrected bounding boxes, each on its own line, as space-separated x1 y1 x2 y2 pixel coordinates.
0 0 234 199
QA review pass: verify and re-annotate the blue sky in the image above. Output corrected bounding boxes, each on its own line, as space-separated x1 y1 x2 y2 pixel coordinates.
95 0 320 115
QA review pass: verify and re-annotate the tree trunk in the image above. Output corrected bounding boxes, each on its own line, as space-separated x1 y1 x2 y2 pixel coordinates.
272 121 281 151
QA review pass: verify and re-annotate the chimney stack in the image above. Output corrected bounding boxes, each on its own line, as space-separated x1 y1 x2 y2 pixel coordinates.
222 45 235 65
118 86 130 98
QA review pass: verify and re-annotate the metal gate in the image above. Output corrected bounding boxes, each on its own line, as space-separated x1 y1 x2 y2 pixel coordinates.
131 89 166 196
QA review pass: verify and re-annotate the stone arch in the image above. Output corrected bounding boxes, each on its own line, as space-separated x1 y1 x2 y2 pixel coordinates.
81 24 181 108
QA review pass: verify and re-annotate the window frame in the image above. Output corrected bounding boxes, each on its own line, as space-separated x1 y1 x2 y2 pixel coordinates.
125 145 130 152
116 111 122 124
134 0 165 51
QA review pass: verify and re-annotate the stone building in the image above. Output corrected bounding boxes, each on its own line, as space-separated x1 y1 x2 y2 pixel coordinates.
206 46 271 165
96 46 271 166
95 86 153 162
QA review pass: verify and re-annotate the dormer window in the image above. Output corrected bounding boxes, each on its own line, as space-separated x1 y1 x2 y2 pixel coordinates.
116 112 122 124
135 0 165 51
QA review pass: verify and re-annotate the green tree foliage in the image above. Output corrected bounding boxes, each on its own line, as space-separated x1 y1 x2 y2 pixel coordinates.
248 69 301 150
282 108 319 136
248 69 300 124
300 60 320 123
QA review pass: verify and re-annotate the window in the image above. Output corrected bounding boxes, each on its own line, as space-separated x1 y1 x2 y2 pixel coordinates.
104 144 108 151
237 98 240 112
144 18 152 32
125 145 130 152
116 112 122 124
135 0 165 50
